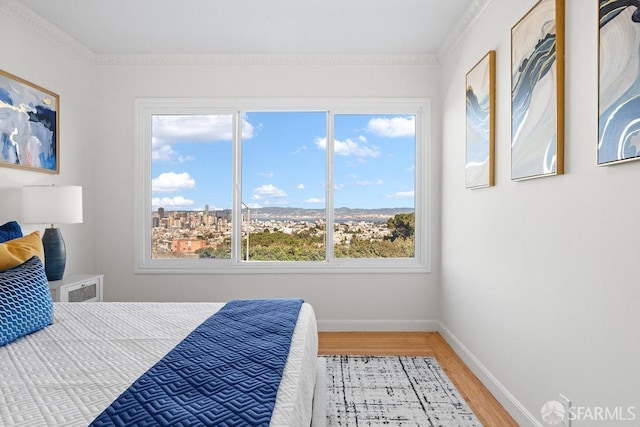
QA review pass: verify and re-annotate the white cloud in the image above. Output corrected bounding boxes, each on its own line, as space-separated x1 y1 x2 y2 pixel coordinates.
152 145 196 163
305 197 324 204
314 137 380 158
367 116 415 138
259 171 275 178
152 114 254 162
314 137 327 150
355 179 384 186
154 115 228 144
151 196 195 208
152 145 175 162
297 183 305 189
292 145 308 154
253 184 287 198
358 135 367 142
152 172 196 193
386 190 415 198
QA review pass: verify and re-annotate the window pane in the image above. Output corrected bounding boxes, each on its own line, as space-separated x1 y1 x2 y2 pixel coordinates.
241 112 326 261
151 114 233 259
333 114 415 258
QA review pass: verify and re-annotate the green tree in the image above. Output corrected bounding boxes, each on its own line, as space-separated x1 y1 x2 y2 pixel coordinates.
335 234 414 258
386 212 415 242
196 216 416 261
196 241 231 259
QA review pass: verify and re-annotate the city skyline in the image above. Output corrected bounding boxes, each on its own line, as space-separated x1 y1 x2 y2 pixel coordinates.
151 112 416 212
151 206 416 260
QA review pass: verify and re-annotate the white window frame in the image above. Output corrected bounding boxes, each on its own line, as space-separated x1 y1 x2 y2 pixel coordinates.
134 98 431 274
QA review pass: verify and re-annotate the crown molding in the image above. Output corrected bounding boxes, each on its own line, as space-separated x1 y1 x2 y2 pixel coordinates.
91 54 439 67
0 0 95 62
437 0 493 62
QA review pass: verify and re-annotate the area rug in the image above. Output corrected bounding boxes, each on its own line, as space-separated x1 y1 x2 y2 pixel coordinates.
324 355 483 426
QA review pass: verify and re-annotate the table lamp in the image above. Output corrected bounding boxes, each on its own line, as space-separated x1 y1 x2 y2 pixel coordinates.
22 185 83 281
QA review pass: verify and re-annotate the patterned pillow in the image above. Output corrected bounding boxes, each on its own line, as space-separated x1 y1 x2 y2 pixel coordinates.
0 256 53 347
0 221 23 243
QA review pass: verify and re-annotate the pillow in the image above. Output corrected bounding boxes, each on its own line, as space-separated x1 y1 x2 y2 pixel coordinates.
0 221 23 243
0 232 45 272
0 256 53 347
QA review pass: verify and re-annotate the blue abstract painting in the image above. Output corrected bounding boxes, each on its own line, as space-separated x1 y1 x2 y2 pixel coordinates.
466 51 495 189
511 0 564 180
599 0 640 165
0 70 59 173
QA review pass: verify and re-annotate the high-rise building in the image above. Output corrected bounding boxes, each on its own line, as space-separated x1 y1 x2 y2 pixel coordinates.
158 207 165 219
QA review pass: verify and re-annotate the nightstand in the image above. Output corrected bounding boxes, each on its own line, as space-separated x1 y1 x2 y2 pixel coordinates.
48 274 104 302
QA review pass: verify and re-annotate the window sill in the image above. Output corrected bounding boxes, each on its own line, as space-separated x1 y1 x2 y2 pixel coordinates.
134 259 431 275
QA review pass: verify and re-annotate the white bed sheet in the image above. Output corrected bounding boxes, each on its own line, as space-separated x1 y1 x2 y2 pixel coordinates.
0 302 318 426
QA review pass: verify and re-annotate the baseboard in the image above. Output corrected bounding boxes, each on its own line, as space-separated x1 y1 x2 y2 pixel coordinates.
437 322 542 426
317 319 439 332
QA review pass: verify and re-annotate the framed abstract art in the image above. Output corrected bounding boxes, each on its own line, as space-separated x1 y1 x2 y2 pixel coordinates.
598 0 640 166
465 50 496 189
511 0 564 180
0 69 59 174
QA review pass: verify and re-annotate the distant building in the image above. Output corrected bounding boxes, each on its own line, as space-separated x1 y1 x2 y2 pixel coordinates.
158 207 165 219
171 239 207 254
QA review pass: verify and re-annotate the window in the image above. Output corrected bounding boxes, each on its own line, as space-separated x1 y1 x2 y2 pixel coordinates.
332 113 416 259
135 98 430 273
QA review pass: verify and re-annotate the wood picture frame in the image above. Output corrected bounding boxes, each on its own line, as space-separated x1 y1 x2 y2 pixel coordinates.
510 0 564 180
0 69 59 174
598 1 640 166
466 50 496 189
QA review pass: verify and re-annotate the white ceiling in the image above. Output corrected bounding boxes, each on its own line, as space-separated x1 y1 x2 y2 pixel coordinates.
15 0 479 56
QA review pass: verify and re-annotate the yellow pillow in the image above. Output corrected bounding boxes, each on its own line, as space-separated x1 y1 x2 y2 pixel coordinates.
0 231 45 272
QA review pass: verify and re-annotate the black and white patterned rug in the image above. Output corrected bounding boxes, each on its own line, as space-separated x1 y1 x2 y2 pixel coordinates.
324 355 483 426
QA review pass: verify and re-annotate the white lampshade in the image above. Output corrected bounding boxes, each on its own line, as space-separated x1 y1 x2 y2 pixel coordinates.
22 185 83 225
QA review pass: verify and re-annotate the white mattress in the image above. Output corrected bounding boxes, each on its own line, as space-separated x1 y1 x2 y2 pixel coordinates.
0 302 318 426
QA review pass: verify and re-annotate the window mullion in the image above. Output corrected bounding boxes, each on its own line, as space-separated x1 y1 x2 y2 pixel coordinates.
231 111 243 262
325 110 335 262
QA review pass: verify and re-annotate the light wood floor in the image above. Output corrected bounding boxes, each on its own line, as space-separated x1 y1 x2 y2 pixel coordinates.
318 332 517 426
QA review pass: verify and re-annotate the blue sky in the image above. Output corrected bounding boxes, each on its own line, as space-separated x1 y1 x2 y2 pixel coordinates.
151 112 415 211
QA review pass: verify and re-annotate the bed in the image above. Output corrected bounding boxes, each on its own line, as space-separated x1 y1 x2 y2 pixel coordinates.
0 224 323 426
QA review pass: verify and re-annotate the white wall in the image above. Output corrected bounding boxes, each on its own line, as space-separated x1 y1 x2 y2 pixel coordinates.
92 61 441 327
0 8 96 275
440 0 640 424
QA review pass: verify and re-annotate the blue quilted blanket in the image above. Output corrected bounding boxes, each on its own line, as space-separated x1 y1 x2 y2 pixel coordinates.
90 299 304 427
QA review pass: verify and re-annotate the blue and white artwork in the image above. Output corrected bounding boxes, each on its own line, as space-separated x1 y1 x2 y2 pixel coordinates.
511 0 563 180
0 70 58 173
599 0 640 165
466 51 495 189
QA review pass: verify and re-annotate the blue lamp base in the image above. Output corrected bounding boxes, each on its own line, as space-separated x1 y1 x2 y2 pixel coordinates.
42 227 66 281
